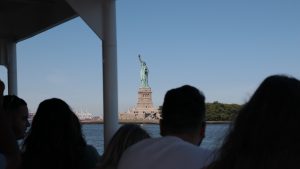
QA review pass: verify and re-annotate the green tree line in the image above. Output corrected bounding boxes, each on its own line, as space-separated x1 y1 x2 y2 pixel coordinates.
159 101 242 121
206 101 242 121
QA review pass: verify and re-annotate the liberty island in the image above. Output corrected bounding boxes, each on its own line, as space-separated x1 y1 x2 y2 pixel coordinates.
119 55 160 123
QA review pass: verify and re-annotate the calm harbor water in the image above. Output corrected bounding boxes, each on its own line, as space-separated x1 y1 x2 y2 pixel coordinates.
82 123 230 154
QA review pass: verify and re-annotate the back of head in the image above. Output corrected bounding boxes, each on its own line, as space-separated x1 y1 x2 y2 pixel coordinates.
160 85 205 135
3 95 27 112
22 98 86 169
3 95 28 139
25 98 84 144
98 124 150 169
235 75 300 142
209 75 300 169
110 124 150 149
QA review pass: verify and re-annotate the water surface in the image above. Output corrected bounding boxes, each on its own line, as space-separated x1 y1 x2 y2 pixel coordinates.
82 123 230 154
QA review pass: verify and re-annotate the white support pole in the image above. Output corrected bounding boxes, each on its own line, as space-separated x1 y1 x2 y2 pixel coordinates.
102 0 118 147
0 40 17 95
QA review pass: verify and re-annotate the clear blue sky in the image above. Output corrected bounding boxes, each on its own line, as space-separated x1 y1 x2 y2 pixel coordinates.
1 0 299 116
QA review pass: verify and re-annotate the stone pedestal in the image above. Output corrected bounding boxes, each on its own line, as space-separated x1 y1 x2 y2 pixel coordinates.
121 87 160 120
136 87 154 109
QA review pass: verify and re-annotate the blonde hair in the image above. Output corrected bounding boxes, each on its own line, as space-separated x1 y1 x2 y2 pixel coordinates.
97 124 150 169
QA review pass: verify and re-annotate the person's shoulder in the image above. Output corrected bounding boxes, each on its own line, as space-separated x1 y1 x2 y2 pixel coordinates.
85 144 97 150
118 137 214 169
84 144 100 157
127 137 176 151
124 137 154 151
121 136 197 158
78 145 100 169
164 137 213 157
80 144 100 168
167 139 214 168
0 153 6 169
119 137 161 160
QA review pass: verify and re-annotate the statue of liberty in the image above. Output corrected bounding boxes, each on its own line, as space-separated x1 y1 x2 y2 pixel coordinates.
138 54 149 88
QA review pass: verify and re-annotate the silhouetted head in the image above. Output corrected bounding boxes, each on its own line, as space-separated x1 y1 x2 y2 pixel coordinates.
208 75 300 169
3 95 29 140
98 124 150 169
160 85 206 145
25 98 85 146
234 75 300 141
22 98 87 169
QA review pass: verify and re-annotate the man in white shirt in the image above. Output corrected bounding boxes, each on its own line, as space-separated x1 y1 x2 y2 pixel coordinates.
118 85 213 169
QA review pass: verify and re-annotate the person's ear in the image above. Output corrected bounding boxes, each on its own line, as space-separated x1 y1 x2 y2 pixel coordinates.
199 122 206 139
195 124 206 146
199 126 205 139
159 119 165 136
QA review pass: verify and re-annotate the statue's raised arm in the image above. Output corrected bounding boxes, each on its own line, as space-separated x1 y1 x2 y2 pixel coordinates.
138 54 143 64
138 55 149 88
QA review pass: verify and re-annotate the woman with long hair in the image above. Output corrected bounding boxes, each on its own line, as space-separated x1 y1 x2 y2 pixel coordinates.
21 98 99 169
207 75 300 169
97 124 150 169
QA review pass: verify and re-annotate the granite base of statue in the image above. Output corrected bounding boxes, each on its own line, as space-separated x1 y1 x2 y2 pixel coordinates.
120 87 160 121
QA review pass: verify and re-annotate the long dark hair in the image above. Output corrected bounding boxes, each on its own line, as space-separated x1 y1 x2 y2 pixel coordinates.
21 98 87 169
208 75 300 169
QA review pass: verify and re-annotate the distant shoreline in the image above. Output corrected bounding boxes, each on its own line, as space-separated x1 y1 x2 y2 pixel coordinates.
80 119 231 124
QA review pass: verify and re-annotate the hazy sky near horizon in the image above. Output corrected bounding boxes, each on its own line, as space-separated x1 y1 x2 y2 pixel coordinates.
1 0 299 115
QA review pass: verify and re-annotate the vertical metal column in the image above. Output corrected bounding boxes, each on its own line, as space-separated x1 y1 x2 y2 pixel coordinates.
0 40 17 95
102 0 118 147
7 42 17 95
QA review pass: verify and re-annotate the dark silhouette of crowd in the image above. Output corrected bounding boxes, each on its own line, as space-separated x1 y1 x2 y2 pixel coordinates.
1 74 300 169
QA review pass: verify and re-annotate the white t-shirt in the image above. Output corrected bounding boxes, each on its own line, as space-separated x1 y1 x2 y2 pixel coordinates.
117 136 213 169
0 153 6 169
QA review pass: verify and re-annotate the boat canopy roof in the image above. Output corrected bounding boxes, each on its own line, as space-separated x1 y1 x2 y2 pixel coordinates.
0 0 77 42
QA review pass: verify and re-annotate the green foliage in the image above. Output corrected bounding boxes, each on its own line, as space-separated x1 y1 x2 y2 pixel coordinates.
206 101 242 121
158 101 242 121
